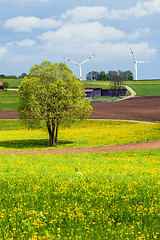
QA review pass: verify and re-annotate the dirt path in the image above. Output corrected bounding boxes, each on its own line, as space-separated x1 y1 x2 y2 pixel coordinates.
0 140 160 155
116 85 136 101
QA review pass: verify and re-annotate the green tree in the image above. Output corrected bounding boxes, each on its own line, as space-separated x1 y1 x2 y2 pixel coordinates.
86 71 100 81
100 71 110 81
86 72 92 81
0 75 17 79
18 73 28 79
122 70 133 81
109 71 124 96
2 81 9 89
18 61 92 146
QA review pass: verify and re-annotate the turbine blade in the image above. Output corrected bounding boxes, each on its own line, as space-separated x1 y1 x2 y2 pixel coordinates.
81 53 95 65
130 48 137 62
63 57 79 65
137 61 149 63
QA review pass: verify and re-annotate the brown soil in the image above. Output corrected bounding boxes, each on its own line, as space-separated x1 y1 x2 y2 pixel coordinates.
89 96 160 122
0 96 160 121
0 140 160 155
0 96 159 154
0 109 19 119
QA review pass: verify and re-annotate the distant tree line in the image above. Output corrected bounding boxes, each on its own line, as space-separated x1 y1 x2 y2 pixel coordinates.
0 73 28 79
0 74 17 79
86 70 133 81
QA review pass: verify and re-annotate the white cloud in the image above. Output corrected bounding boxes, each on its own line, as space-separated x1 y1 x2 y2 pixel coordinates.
62 1 160 22
98 42 156 60
134 0 160 17
15 39 36 47
7 39 36 47
5 16 61 32
9 55 39 63
108 0 160 19
38 22 151 54
37 22 156 61
61 6 108 22
0 47 7 60
129 42 157 57
38 22 125 45
66 41 155 61
127 28 150 40
36 18 156 64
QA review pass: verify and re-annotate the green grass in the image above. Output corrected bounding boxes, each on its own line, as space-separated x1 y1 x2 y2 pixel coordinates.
126 83 160 96
0 120 160 151
0 150 159 239
125 79 160 83
82 81 110 89
0 90 19 111
0 78 22 89
122 80 160 96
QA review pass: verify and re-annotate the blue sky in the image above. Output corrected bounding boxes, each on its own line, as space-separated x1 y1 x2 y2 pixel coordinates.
0 0 160 80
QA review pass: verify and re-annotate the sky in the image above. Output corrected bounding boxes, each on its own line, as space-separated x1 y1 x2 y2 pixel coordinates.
0 0 160 80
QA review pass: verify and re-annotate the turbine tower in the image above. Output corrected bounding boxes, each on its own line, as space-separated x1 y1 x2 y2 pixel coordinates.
130 48 149 80
63 54 95 80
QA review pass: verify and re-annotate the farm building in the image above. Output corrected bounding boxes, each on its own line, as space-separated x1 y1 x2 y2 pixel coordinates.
0 82 4 90
85 88 127 98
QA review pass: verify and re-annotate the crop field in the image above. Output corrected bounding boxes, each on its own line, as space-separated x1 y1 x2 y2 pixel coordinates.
0 120 160 151
0 149 159 239
0 91 19 111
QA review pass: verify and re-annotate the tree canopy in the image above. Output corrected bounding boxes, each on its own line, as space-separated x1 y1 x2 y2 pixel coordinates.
109 71 124 96
86 70 133 81
18 61 92 146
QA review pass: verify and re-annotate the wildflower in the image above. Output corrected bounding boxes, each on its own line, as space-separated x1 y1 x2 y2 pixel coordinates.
116 223 121 225
40 211 46 219
77 172 83 177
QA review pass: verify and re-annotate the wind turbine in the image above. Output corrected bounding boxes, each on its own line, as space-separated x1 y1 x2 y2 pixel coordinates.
130 48 149 80
63 54 95 80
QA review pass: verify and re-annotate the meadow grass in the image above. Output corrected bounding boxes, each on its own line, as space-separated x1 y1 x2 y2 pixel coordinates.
0 91 19 111
126 83 160 96
0 78 22 89
82 81 110 89
0 149 159 239
0 120 159 150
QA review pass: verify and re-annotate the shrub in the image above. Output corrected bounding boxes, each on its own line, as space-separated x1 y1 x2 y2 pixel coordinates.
2 81 9 89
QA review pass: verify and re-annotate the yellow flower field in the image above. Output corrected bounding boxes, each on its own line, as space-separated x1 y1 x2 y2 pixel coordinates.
0 120 159 150
0 120 159 239
0 150 159 239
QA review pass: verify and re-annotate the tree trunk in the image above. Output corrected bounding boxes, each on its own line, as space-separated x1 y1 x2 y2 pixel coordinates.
55 125 59 145
46 119 59 147
47 120 55 147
